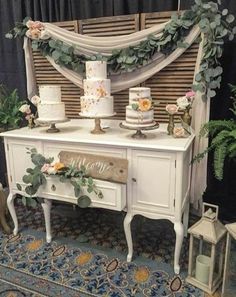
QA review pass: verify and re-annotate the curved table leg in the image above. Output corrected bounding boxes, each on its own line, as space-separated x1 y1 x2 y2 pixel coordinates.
7 192 18 235
124 212 134 262
41 199 52 243
174 221 184 274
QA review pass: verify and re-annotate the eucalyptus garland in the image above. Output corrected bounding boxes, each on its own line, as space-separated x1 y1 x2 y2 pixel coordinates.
6 0 236 100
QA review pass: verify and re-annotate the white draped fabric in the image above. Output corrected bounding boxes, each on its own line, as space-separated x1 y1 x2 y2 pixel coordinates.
23 21 208 208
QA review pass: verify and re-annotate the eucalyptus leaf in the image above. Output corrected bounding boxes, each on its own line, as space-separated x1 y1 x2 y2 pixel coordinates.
16 183 22 191
22 196 27 206
77 195 91 208
226 14 235 24
222 9 228 16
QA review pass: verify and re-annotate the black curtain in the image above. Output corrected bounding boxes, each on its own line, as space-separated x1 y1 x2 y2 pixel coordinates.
0 0 236 220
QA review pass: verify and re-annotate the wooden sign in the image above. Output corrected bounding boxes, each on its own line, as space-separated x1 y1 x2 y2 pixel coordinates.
59 151 128 184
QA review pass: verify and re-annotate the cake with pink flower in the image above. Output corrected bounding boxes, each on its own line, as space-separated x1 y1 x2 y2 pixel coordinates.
80 61 114 117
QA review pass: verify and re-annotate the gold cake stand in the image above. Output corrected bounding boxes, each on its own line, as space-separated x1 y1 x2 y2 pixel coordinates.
36 118 70 133
120 121 159 139
79 113 116 134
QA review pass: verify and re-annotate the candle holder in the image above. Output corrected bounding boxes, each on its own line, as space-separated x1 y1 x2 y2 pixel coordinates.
167 114 175 135
186 203 227 295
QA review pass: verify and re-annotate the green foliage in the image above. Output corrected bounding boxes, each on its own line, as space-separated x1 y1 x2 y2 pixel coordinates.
5 2 236 101
16 148 103 208
0 84 26 131
192 0 236 100
193 85 236 180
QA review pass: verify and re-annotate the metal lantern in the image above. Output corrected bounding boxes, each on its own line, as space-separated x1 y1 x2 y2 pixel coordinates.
186 203 227 295
222 223 236 297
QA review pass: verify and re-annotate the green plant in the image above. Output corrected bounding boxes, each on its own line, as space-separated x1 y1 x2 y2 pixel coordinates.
6 0 236 101
193 85 236 180
0 84 26 131
16 148 103 208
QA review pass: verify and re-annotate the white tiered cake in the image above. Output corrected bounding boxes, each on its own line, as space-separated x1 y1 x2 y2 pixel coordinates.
37 85 66 121
124 87 154 127
80 61 114 117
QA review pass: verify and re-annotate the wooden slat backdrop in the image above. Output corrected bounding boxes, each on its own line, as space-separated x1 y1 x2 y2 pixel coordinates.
78 14 139 119
141 12 199 122
32 13 199 122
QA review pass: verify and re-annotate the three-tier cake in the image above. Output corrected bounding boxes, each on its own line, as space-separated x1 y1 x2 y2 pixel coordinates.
80 61 114 117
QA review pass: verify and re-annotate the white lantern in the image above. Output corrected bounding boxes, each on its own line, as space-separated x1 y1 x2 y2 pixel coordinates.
222 223 236 297
186 203 227 295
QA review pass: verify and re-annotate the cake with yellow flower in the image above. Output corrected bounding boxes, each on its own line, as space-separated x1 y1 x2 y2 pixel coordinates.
124 87 154 127
80 61 114 117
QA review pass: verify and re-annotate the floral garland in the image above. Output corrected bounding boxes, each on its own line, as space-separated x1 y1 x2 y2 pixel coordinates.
6 0 236 100
16 148 103 208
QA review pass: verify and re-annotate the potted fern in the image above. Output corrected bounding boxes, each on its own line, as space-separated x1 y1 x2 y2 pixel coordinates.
193 85 236 180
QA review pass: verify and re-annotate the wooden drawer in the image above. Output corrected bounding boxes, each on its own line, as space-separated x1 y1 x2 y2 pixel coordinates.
40 176 126 211
43 142 127 161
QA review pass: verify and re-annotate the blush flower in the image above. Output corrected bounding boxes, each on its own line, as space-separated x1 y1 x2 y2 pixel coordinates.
173 127 185 138
185 90 195 99
166 104 179 115
138 98 152 111
19 104 31 114
176 96 190 110
41 163 51 173
31 95 41 106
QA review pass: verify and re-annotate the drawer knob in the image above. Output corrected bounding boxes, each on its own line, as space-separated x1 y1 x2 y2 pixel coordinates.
132 178 137 182
51 184 56 191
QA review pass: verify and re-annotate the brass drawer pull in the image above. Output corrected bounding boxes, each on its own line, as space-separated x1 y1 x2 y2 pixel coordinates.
51 184 56 191
132 178 137 182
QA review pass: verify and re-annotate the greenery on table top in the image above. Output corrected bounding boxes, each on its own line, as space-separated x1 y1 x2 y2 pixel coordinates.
16 148 103 208
193 84 236 181
6 0 236 101
0 84 26 131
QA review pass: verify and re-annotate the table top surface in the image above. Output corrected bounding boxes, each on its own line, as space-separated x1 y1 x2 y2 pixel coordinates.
1 119 195 152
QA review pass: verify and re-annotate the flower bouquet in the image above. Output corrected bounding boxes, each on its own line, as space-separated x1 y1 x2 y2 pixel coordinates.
176 90 195 126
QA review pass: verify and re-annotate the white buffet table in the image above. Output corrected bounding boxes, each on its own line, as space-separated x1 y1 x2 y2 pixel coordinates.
1 119 195 274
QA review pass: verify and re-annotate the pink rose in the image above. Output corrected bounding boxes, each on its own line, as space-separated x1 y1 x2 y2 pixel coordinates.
41 163 51 173
173 127 185 138
166 104 179 115
185 90 195 99
26 20 44 30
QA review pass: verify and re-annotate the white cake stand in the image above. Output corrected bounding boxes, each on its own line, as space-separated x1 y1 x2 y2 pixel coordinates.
120 121 159 139
79 113 116 134
36 118 70 133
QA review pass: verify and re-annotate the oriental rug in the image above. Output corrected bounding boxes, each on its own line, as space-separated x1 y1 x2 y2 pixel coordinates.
0 201 204 297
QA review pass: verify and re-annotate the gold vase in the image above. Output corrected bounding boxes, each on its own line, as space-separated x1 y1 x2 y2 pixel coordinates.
181 108 192 126
167 114 175 135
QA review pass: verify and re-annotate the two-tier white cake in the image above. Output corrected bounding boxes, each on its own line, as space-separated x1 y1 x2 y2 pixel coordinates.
80 61 114 117
37 85 66 121
124 87 154 127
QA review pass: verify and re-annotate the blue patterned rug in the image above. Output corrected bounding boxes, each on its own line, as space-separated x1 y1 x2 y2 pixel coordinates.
0 201 204 296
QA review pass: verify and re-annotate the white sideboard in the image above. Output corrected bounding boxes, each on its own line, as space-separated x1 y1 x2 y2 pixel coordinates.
1 119 195 274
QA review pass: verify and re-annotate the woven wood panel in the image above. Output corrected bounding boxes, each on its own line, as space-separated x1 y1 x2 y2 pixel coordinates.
78 14 140 119
141 12 199 122
33 21 81 118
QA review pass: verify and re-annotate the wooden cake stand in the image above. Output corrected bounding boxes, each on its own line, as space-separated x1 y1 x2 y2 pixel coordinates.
120 121 159 139
79 113 116 134
36 118 70 133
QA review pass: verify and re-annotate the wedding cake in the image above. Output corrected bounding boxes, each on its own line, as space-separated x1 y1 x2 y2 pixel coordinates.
37 85 66 121
80 61 114 117
124 87 154 127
